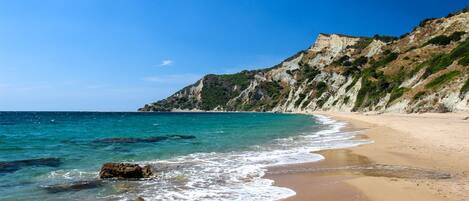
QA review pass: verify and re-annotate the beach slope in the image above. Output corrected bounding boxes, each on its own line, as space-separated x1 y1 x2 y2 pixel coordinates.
267 112 469 201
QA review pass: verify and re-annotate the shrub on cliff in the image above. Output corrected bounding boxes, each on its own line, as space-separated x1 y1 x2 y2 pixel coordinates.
422 54 453 78
460 78 469 97
388 87 408 104
298 64 321 82
373 34 398 43
347 38 373 49
372 52 399 68
413 91 426 100
449 31 466 42
426 35 451 46
418 18 436 28
425 71 461 89
425 32 466 47
316 81 328 97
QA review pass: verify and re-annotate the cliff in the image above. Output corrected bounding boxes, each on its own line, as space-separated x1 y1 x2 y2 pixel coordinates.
140 8 469 113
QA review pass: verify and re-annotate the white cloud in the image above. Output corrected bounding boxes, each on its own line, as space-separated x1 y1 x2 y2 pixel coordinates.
159 59 173 67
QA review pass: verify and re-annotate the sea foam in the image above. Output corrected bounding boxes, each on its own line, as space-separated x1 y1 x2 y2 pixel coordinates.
98 114 370 201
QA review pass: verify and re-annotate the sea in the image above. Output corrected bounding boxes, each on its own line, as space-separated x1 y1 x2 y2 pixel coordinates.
0 112 369 201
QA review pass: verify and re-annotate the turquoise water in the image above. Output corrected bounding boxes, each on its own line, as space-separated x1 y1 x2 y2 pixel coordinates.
0 112 364 200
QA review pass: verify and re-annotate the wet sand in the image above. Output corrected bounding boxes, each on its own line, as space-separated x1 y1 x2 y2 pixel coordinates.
266 112 469 201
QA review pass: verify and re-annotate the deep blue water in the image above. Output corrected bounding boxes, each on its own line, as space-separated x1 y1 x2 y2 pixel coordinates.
0 112 342 200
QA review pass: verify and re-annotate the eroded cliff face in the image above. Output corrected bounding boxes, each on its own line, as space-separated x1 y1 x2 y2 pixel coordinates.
140 9 469 113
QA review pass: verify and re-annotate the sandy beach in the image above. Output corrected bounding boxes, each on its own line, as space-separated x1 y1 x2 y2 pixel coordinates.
266 112 469 201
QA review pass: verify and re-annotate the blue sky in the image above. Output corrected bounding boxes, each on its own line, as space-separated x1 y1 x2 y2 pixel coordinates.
0 0 467 111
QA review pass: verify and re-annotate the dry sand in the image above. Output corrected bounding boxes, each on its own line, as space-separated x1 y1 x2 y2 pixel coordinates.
266 112 469 201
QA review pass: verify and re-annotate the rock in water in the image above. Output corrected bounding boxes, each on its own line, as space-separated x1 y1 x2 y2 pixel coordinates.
0 158 61 173
135 196 145 201
99 163 153 179
141 165 153 178
92 135 195 144
43 180 103 193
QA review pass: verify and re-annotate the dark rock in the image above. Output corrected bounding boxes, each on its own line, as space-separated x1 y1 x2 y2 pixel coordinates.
0 122 15 126
93 135 195 144
0 158 61 173
141 165 153 178
43 180 103 193
99 163 153 179
94 137 149 143
435 104 450 113
168 135 196 140
135 196 145 201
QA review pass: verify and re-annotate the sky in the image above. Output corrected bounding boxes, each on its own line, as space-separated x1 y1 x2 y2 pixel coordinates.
0 0 467 111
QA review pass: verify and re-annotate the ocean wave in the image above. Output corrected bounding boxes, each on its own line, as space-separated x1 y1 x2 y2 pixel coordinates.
94 114 371 201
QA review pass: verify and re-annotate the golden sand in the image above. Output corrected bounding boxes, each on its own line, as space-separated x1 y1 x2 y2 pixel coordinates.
266 112 469 201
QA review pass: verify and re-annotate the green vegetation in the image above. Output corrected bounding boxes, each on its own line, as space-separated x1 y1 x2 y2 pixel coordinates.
345 76 360 92
348 38 373 49
353 56 368 66
425 71 461 89
354 73 395 110
450 39 469 58
259 81 282 100
446 6 469 18
298 63 321 82
459 56 469 66
421 54 453 78
219 72 252 88
340 56 367 77
373 34 398 43
426 35 451 46
372 52 399 68
425 32 466 46
388 87 408 104
460 78 469 96
343 66 361 76
399 32 410 39
332 55 350 66
316 81 328 97
449 38 469 66
332 99 339 106
295 93 307 107
353 62 406 110
449 31 466 42
421 38 469 78
316 98 327 108
413 91 426 100
417 18 436 29
343 96 350 104
237 80 287 111
201 72 253 110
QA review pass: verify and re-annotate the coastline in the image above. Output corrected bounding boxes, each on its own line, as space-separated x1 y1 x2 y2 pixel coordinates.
266 112 469 201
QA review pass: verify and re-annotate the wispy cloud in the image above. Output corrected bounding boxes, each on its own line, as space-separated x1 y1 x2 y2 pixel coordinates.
142 74 202 84
158 59 173 67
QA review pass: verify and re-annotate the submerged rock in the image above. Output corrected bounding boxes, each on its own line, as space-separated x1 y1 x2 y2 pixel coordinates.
99 163 153 179
0 122 15 126
135 196 145 201
93 135 195 144
0 158 61 173
43 180 103 193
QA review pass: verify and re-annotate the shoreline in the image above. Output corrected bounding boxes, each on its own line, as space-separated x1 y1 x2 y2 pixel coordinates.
266 112 469 201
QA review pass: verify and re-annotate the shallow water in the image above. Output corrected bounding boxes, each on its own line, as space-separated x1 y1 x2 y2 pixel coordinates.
0 112 368 200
